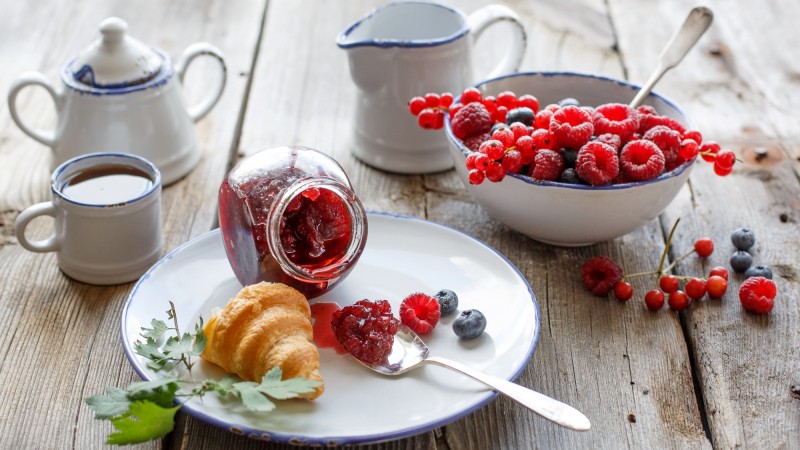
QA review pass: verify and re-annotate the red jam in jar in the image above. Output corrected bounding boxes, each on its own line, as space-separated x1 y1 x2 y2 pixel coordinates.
218 146 367 298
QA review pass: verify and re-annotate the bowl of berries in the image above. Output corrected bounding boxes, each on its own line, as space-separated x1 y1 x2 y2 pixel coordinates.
418 71 735 246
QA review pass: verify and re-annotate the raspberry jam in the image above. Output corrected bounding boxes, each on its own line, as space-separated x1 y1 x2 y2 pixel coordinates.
310 302 345 353
218 146 367 298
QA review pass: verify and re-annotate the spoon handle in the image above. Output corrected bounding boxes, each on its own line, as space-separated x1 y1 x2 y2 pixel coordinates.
424 356 591 431
629 6 714 109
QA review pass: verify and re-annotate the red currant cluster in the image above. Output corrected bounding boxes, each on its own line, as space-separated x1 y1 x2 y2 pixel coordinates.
582 220 778 314
408 93 454 130
409 87 739 186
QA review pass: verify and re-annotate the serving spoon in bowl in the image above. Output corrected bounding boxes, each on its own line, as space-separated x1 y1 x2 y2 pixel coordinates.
354 324 592 431
629 6 714 109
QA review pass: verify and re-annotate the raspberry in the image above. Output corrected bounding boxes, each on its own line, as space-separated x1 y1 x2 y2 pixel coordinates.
668 291 690 311
613 281 633 302
463 132 491 152
576 141 619 186
592 103 640 141
582 256 624 296
643 125 682 171
529 149 564 181
331 299 399 365
644 290 665 311
739 277 777 314
451 102 492 139
595 133 622 152
619 140 665 181
694 238 714 258
400 292 441 335
550 106 594 149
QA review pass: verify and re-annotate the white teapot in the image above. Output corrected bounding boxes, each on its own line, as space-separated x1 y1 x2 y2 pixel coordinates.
7 17 226 185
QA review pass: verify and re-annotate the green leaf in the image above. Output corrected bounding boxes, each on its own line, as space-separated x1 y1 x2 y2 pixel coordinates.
234 382 276 412
134 337 165 361
163 333 194 360
200 376 237 397
254 367 321 399
85 387 131 419
127 379 180 408
106 401 180 445
140 319 170 341
190 321 206 357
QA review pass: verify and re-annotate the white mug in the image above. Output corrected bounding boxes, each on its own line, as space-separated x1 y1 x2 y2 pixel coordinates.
15 153 162 285
338 1 527 173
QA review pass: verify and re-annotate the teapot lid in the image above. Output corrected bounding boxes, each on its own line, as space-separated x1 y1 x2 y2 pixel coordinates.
70 17 163 88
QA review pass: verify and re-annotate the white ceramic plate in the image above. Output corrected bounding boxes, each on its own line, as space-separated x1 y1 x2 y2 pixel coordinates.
121 212 540 445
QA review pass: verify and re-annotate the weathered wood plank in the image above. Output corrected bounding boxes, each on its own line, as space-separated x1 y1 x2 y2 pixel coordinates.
0 0 264 448
612 0 800 449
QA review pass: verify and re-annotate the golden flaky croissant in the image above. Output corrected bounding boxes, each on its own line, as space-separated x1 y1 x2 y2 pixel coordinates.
201 282 324 400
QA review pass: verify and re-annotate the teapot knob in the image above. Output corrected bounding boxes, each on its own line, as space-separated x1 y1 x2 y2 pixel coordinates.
99 17 128 47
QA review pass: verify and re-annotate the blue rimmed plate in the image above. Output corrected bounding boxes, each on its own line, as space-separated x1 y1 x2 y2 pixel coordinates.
121 212 539 445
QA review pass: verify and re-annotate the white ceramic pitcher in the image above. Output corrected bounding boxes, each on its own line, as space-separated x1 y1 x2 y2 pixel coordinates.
7 17 227 185
338 1 527 174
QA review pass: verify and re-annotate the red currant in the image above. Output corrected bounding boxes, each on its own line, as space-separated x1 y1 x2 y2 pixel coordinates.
461 87 482 105
408 96 426 116
613 281 633 302
534 109 553 130
668 291 690 311
481 96 498 114
479 140 505 161
485 161 505 182
516 136 536 164
517 94 540 114
644 290 665 311
694 238 714 258
659 275 680 294
440 92 454 108
492 128 515 148
679 139 699 160
531 129 555 149
709 266 729 281
699 141 720 162
706 275 728 299
715 149 736 169
473 153 490 171
433 110 445 130
493 106 508 123
713 162 733 176
509 122 531 140
683 130 703 145
468 169 486 185
685 278 707 300
424 93 441 108
466 152 479 170
497 91 518 109
417 108 438 129
502 150 523 173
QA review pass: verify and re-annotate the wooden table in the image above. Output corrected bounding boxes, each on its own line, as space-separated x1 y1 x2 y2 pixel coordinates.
1 0 798 448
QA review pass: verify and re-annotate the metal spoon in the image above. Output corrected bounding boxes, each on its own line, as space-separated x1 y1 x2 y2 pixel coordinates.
629 6 714 109
355 324 592 431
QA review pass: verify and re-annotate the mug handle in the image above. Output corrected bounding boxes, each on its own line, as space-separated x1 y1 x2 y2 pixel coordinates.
467 5 528 80
175 43 227 123
7 72 61 148
15 202 60 253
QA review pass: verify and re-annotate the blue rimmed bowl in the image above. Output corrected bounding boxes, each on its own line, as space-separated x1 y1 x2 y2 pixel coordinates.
445 72 696 247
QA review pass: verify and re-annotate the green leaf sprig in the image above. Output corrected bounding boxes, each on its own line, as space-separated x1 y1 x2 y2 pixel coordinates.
86 302 321 445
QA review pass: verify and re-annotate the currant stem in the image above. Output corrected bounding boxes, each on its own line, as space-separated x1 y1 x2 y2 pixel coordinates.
621 270 660 280
654 218 681 289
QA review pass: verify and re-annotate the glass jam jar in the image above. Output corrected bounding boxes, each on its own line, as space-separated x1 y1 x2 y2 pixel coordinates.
218 146 367 298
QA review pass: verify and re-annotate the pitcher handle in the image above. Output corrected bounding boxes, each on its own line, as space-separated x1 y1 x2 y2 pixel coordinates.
15 202 60 253
7 72 61 148
467 5 527 80
175 43 227 123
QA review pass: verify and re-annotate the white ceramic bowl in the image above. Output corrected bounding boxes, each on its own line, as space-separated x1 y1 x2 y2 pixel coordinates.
445 72 696 247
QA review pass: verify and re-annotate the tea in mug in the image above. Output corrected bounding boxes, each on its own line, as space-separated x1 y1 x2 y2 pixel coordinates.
61 164 155 205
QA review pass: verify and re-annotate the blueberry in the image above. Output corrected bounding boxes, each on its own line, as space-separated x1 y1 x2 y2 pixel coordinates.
433 289 459 316
491 122 509 134
558 97 580 107
452 309 487 340
744 265 773 279
561 147 579 168
505 107 535 126
731 227 755 251
730 251 753 273
559 168 584 185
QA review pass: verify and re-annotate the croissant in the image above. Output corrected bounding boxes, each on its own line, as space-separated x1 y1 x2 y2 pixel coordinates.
201 282 324 400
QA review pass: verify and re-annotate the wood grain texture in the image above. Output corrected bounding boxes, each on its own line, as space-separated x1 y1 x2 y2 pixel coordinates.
0 0 264 448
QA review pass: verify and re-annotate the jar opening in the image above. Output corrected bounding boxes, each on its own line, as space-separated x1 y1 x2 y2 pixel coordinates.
267 178 366 283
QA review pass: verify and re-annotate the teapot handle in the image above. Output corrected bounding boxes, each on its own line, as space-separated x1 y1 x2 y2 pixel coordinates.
176 43 227 123
467 5 527 80
7 72 61 148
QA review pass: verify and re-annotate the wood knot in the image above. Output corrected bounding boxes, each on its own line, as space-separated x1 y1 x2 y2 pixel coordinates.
791 385 800 400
